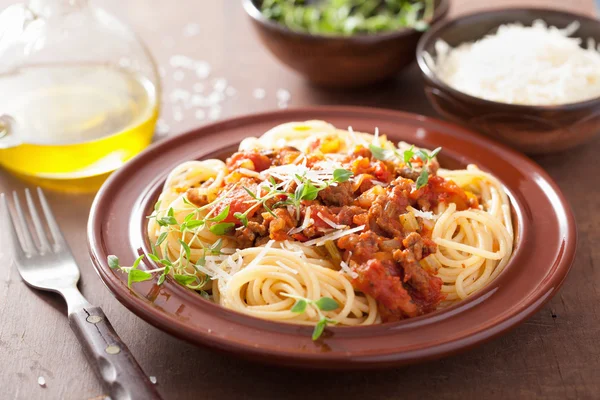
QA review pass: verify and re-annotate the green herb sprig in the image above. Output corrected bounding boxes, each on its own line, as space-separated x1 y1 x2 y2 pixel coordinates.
286 294 339 340
273 168 354 219
107 191 237 290
234 168 353 224
369 143 441 189
414 146 441 190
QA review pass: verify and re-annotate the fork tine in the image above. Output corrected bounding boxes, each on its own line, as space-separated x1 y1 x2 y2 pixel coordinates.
12 192 37 254
1 194 27 257
24 188 52 253
37 187 66 248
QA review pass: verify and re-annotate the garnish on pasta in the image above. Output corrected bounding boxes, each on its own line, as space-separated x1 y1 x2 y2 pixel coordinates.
109 120 514 340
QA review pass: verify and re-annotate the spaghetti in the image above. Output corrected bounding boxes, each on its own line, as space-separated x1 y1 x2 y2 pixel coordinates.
137 121 514 337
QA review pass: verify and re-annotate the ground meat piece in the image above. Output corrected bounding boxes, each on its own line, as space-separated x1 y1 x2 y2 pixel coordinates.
337 231 381 263
264 208 297 241
396 159 440 182
393 233 443 312
234 220 267 248
337 206 367 226
395 166 422 181
318 181 354 206
357 175 376 193
185 188 208 207
351 146 372 159
273 147 302 165
367 181 412 237
352 259 418 321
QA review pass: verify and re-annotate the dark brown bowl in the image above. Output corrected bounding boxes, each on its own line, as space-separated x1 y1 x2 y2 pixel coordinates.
88 106 576 369
243 0 449 88
416 8 600 154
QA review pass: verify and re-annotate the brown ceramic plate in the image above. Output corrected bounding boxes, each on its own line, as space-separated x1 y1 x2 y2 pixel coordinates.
88 106 576 369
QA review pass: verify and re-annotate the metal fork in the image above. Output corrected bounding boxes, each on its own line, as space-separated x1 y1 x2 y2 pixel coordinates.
1 188 162 400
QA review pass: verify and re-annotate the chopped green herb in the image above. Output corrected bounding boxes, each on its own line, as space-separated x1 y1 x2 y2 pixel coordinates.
282 294 339 340
315 297 339 311
369 144 389 161
291 299 307 313
107 255 120 270
159 216 178 226
234 212 248 227
183 219 204 230
128 269 152 287
178 239 191 260
403 145 415 167
312 319 327 341
174 274 196 285
155 231 168 246
209 222 235 236
260 0 434 36
131 254 145 269
416 169 429 189
208 205 230 222
147 253 161 263
332 168 353 183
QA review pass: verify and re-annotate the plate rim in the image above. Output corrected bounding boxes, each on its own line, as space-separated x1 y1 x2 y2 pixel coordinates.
87 106 577 368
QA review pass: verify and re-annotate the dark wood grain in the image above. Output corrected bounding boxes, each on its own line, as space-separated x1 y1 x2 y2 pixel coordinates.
69 307 162 400
0 1 598 399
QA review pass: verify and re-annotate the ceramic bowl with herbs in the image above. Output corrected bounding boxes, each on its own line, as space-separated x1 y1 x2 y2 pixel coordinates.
243 0 449 88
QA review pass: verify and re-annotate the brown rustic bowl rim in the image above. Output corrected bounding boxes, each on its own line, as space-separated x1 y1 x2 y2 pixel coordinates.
416 7 600 111
242 0 450 41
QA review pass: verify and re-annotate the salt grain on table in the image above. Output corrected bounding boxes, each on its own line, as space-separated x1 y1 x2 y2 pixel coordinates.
276 89 291 109
183 23 201 37
173 108 184 122
161 36 174 48
209 105 222 120
173 70 185 81
195 62 211 79
252 88 266 99
156 119 170 136
37 376 46 388
195 109 206 120
169 89 191 103
193 82 204 92
276 88 291 102
225 86 236 97
213 78 228 92
149 376 158 385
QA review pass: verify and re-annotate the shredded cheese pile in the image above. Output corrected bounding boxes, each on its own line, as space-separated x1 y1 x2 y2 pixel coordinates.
428 20 600 105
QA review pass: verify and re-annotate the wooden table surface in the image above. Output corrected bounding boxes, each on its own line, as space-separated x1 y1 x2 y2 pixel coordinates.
1 1 599 399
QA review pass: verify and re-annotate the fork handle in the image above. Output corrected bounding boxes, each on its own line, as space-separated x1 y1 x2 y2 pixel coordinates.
69 306 162 400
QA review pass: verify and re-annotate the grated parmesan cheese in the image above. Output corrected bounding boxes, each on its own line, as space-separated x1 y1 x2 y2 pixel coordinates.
317 212 347 230
339 260 358 279
429 20 600 105
288 206 314 235
303 225 365 247
407 206 437 220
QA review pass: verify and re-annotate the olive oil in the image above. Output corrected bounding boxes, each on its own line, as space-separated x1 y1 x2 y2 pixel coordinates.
0 65 158 192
